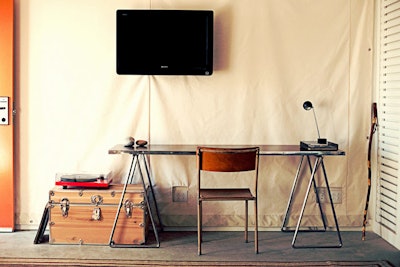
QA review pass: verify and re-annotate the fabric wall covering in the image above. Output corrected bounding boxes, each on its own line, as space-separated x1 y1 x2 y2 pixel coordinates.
14 0 374 229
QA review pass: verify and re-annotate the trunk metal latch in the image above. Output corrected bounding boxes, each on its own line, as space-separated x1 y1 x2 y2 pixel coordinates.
124 199 145 218
91 195 103 221
60 198 70 218
92 207 102 221
124 200 133 218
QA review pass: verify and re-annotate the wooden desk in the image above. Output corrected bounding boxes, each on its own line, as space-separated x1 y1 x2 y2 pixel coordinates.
109 144 345 248
109 144 345 156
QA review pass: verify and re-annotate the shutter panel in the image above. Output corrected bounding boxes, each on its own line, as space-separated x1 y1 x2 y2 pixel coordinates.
376 0 400 249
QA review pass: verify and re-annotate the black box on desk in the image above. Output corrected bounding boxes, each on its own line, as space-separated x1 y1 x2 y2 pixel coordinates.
300 141 338 151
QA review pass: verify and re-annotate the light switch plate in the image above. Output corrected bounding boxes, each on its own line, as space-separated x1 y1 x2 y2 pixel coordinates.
0 97 9 125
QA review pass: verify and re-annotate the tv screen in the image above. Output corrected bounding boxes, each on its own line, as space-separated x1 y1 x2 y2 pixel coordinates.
116 10 214 75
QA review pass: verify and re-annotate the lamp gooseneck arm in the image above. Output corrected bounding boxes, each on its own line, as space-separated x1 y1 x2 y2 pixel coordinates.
312 108 321 139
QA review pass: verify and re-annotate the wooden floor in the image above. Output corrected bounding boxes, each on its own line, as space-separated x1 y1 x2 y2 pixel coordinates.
0 230 399 266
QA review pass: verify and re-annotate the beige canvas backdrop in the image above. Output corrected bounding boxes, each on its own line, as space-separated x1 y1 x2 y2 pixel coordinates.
14 0 373 229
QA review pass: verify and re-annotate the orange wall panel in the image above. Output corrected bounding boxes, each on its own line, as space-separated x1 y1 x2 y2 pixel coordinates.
0 0 14 231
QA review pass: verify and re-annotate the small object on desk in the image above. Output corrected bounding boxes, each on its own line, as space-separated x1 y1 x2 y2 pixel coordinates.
300 141 338 151
124 136 135 147
302 101 331 147
136 139 148 147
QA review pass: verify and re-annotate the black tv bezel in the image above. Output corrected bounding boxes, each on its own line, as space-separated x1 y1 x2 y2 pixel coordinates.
116 9 214 76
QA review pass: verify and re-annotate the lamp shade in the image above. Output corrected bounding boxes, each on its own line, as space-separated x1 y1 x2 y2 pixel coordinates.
303 101 313 111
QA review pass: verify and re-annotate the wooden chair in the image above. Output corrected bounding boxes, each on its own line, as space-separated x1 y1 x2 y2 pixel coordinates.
196 146 260 255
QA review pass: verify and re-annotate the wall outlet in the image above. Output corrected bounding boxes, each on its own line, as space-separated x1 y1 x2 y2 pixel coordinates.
172 186 188 202
315 187 342 204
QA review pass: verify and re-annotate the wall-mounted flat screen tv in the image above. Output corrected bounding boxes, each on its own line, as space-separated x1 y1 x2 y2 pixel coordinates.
116 10 213 75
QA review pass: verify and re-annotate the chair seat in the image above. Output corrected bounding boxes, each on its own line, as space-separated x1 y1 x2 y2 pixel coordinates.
200 188 255 201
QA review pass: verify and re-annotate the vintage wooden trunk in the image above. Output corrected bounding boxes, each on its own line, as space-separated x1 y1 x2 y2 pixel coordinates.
49 184 148 245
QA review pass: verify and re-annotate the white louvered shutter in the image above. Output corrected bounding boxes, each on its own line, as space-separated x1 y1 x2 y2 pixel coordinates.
376 0 400 250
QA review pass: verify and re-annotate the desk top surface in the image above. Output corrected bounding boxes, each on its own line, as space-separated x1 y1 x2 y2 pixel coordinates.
109 144 345 156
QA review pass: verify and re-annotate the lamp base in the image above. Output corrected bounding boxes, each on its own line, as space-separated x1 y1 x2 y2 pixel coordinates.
300 141 338 151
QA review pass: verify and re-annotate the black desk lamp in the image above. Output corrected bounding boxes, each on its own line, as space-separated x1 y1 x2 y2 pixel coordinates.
303 101 327 144
300 101 338 150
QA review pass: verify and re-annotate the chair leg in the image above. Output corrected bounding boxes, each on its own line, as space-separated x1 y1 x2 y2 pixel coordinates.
245 200 248 243
197 200 202 255
255 199 258 254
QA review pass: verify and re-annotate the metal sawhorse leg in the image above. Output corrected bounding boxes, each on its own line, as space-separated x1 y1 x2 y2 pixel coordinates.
109 153 163 248
281 155 343 248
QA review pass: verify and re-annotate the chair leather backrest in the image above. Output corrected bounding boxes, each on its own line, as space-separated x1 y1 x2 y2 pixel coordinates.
197 147 259 172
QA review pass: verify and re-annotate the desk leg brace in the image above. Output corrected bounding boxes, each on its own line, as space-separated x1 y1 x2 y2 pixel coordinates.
282 156 325 231
109 154 161 248
281 155 343 248
140 154 164 232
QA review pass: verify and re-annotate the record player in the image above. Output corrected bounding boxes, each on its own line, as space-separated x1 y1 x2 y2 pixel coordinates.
55 173 112 189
